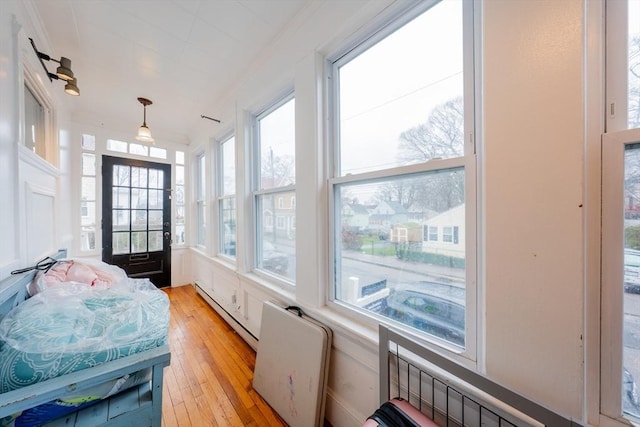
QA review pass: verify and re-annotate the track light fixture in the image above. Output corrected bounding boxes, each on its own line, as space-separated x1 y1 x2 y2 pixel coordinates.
136 97 154 144
29 38 79 96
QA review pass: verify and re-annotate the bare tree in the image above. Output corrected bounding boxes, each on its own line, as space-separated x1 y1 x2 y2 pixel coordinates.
398 96 464 163
630 36 640 129
261 150 294 187
374 97 465 213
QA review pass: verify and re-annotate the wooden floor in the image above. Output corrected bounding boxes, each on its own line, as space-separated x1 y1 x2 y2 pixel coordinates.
160 285 287 426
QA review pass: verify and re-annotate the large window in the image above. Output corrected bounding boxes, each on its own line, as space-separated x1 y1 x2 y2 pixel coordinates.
80 134 97 251
175 150 186 245
254 97 295 282
603 1 640 424
196 153 206 247
330 0 476 352
218 136 236 258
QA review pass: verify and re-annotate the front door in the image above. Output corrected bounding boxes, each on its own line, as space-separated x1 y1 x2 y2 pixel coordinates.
102 155 171 287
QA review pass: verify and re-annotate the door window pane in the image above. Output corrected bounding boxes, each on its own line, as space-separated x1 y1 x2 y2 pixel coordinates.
113 210 130 232
113 232 130 254
132 210 147 230
113 165 130 186
131 231 147 253
113 188 130 209
149 210 163 228
131 167 148 188
149 231 163 252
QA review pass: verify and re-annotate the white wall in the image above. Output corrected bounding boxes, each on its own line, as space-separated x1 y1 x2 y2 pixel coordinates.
0 1 73 277
484 0 586 416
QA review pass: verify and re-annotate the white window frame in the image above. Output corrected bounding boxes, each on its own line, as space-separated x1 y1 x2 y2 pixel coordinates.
195 152 206 248
253 93 296 284
601 1 640 423
21 67 58 167
327 0 478 359
217 134 236 259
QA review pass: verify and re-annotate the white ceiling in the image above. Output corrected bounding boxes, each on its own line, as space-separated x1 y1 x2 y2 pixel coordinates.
32 0 313 144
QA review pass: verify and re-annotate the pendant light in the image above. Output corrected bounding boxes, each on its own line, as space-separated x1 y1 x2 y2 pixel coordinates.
136 97 154 143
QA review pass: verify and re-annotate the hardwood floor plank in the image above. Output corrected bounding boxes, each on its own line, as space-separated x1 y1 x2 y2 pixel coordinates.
161 285 287 426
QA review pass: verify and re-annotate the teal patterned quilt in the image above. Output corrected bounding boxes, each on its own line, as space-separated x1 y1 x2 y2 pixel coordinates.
0 279 169 393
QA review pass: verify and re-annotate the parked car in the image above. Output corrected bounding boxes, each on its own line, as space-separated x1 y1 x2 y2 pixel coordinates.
625 249 640 293
261 241 289 274
381 283 465 346
624 368 640 414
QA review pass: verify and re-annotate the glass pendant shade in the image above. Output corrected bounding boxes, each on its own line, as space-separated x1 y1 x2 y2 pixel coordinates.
136 124 154 143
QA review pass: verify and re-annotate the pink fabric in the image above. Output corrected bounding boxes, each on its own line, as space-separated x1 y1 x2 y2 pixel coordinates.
42 261 118 287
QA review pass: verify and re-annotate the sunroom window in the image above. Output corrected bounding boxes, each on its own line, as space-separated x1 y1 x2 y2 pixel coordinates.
329 0 476 352
218 136 236 258
602 0 640 423
254 96 295 282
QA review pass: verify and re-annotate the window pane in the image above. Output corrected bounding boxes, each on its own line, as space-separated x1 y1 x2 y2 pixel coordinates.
81 134 96 151
220 198 236 257
223 137 236 195
113 232 130 254
129 143 149 156
132 210 147 231
24 85 44 155
197 154 206 247
338 0 464 175
81 177 96 200
624 143 640 417
197 202 206 246
113 210 130 232
259 99 295 189
176 150 185 165
113 188 130 209
113 165 130 186
149 147 167 159
149 211 163 229
176 166 185 186
107 139 128 153
131 231 147 253
175 225 185 245
148 169 163 189
81 202 95 226
80 228 96 251
82 153 96 176
149 231 163 251
131 167 148 188
335 167 466 347
149 189 162 209
132 188 148 209
257 193 295 281
176 186 185 204
176 205 185 225
629 0 640 129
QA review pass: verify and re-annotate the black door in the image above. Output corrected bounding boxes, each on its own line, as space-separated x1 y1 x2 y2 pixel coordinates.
102 155 171 287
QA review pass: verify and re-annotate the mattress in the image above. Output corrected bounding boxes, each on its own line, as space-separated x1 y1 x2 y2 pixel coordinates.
0 279 169 393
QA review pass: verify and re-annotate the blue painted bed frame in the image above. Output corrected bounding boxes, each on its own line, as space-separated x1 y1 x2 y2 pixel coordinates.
0 250 171 426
